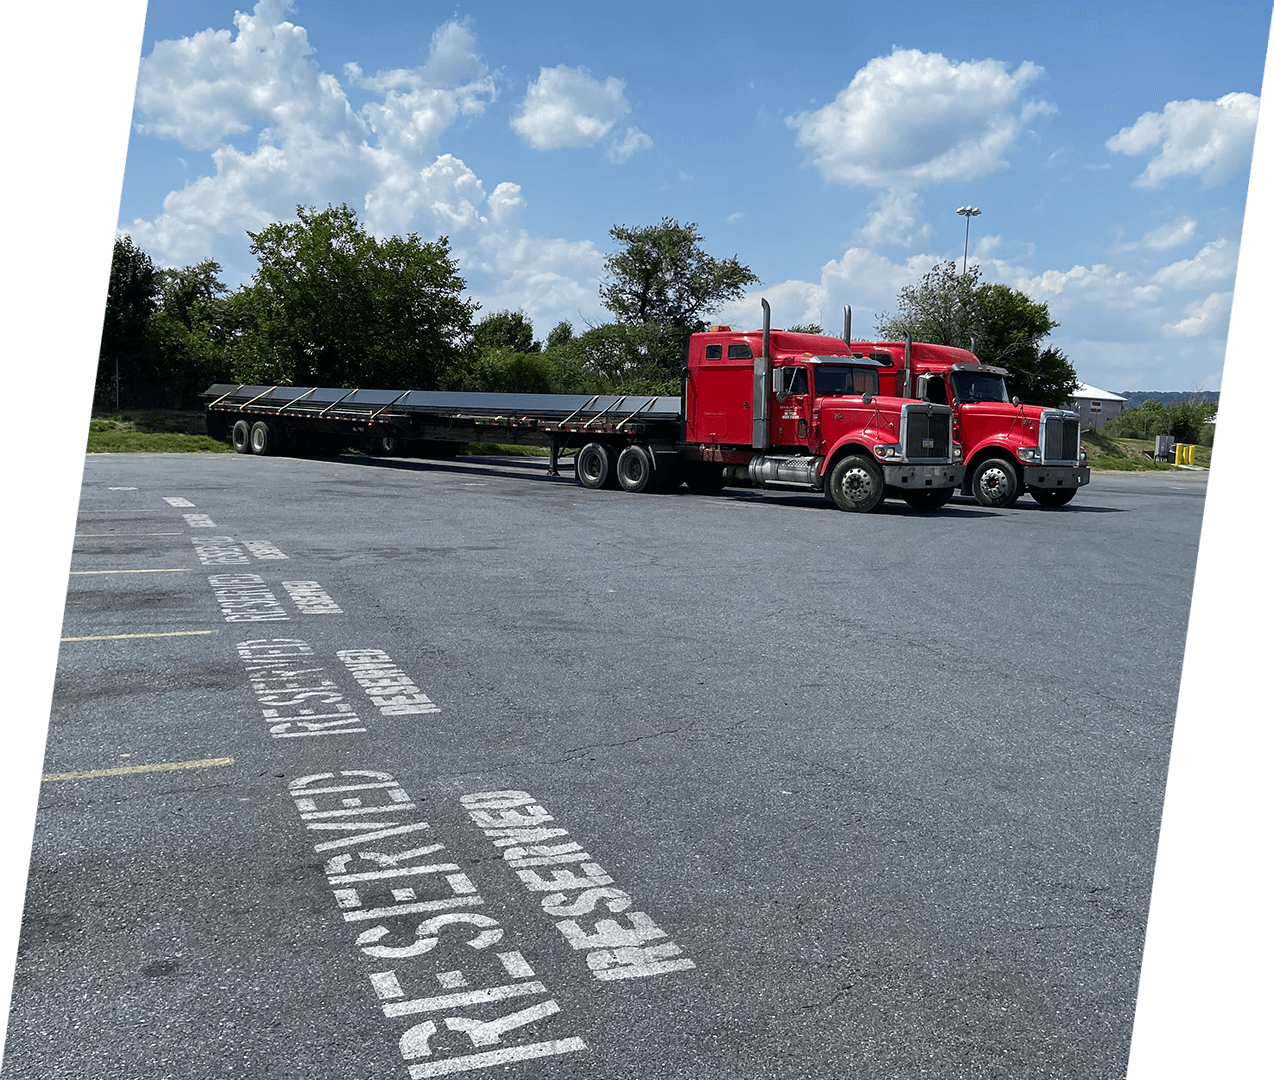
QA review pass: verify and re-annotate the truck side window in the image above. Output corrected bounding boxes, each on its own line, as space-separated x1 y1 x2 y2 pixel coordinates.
726 343 753 359
704 344 722 360
788 368 808 395
925 379 948 405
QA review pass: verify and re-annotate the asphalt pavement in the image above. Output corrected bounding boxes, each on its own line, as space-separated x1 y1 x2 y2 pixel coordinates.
2 452 1209 1079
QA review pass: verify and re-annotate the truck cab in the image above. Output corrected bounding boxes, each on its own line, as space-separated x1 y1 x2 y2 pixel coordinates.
850 339 1089 507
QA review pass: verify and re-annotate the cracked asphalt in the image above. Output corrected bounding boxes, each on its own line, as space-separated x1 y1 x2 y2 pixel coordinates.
3 452 1207 1079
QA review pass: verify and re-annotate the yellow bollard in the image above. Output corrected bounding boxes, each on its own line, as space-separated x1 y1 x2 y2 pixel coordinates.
1188 444 1196 465
1174 443 1184 465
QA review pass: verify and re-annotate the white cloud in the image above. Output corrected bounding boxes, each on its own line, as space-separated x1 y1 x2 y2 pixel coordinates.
511 65 631 150
606 126 653 163
1169 292 1233 337
856 189 930 247
1106 93 1259 189
787 49 1053 190
1113 216 1198 253
1150 239 1239 290
133 0 362 153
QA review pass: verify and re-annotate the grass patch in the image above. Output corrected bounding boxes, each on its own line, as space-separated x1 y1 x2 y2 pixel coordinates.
88 412 232 454
1083 430 1209 471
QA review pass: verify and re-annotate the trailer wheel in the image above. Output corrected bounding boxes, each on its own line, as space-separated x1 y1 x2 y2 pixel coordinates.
971 456 1018 508
1029 486 1077 507
362 434 399 456
249 421 278 456
826 455 885 512
231 420 251 454
903 487 954 511
617 445 656 493
575 442 618 489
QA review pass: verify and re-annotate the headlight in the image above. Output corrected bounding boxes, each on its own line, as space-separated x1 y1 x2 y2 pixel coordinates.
1079 448 1088 464
1015 446 1040 463
953 443 963 461
873 444 902 461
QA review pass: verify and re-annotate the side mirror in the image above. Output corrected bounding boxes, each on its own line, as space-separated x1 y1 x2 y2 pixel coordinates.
862 392 873 405
1012 396 1021 406
772 368 788 402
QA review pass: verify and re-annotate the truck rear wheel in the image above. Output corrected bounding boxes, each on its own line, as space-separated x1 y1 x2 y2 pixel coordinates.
1030 486 1077 507
231 420 251 454
971 456 1018 508
826 455 885 513
617 445 656 493
249 421 278 456
903 488 954 511
575 442 618 489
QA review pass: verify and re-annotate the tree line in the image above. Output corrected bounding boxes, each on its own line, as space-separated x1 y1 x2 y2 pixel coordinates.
95 204 1078 411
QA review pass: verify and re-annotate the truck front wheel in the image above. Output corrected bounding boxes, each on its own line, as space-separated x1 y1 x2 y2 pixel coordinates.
231 420 251 454
575 442 618 489
826 455 885 512
971 456 1019 508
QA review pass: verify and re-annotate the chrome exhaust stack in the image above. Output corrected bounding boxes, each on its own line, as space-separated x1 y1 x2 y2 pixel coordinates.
843 305 852 347
752 298 771 449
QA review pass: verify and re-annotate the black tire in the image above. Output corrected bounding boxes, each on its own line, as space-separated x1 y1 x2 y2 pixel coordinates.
1030 486 1077 507
903 487 954 511
362 433 399 456
617 445 656 493
575 442 619 489
826 454 885 513
231 420 251 454
684 463 727 494
970 456 1019 508
249 421 278 456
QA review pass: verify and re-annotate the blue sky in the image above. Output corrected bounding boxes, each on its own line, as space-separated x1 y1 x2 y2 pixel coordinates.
117 1 1268 392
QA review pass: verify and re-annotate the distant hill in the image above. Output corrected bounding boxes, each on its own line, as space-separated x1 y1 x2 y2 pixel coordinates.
1117 391 1221 409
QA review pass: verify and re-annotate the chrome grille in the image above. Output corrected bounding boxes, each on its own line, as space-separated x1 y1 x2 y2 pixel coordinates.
1041 411 1080 462
902 405 952 461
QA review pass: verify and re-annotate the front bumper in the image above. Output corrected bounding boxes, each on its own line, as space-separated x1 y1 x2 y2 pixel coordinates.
883 463 966 489
1023 464 1090 490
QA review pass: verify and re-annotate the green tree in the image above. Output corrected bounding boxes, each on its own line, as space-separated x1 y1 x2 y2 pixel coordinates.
786 322 825 334
545 320 575 349
150 259 233 405
472 309 540 354
600 218 759 337
231 204 476 389
876 261 1079 406
95 235 161 409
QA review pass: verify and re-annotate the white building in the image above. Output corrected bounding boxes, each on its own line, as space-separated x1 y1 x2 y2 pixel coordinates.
1069 383 1127 429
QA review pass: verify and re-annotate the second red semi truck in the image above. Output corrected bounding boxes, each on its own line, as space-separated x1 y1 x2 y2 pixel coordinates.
850 335 1090 507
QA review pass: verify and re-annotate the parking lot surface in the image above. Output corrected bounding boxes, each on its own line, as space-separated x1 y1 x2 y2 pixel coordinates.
3 453 1208 1079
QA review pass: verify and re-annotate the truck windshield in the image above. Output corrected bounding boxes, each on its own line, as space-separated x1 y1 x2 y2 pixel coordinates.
814 365 878 397
951 371 1010 404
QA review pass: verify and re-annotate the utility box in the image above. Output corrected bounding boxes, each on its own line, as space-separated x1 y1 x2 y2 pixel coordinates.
1154 434 1174 462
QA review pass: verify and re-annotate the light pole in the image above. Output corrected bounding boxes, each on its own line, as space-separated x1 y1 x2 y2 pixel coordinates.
957 206 981 275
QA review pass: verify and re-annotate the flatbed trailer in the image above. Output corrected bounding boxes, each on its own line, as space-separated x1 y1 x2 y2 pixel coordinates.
202 384 683 478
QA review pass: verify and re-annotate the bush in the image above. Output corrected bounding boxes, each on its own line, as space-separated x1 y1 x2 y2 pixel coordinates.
1104 398 1216 445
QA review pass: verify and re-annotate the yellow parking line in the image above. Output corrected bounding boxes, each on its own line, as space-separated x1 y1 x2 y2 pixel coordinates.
43 757 234 782
61 630 216 642
75 532 183 537
69 568 193 575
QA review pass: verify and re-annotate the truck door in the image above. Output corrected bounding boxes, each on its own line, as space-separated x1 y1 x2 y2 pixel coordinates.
773 366 812 447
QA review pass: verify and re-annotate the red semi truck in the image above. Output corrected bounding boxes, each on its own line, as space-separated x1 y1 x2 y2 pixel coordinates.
846 336 1090 508
203 300 964 513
